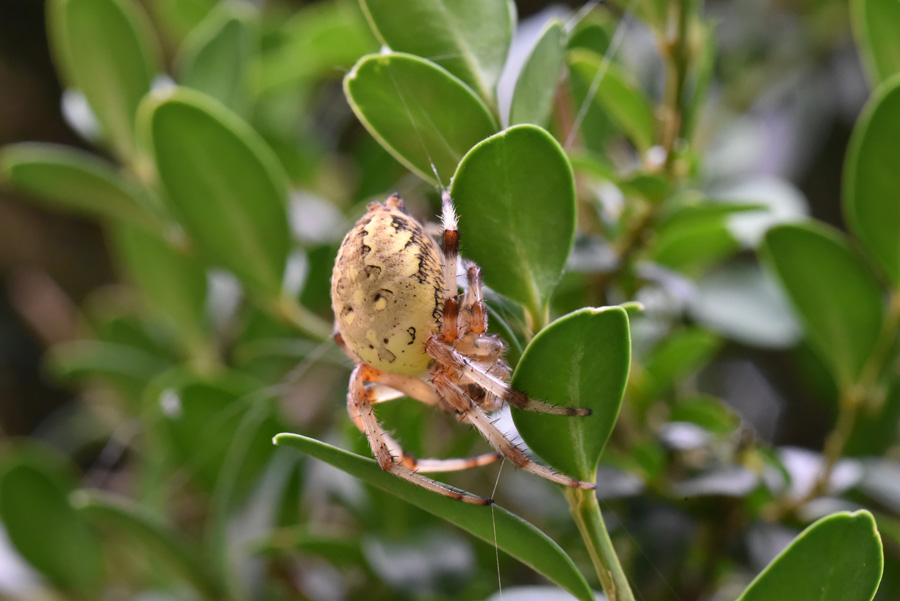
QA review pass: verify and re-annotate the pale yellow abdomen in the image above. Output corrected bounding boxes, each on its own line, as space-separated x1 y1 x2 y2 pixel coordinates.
331 203 444 375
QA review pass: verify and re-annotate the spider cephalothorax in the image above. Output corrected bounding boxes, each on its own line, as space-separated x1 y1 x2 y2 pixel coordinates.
331 193 594 504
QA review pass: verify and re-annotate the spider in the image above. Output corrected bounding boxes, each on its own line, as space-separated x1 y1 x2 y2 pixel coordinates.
330 192 594 504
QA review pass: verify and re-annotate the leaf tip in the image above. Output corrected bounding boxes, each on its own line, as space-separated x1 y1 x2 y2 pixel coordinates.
619 301 645 314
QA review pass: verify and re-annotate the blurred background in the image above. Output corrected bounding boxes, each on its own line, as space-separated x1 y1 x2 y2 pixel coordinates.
0 0 893 600
0 0 865 457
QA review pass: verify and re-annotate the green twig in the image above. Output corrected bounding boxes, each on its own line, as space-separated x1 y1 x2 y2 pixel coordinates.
566 487 635 601
811 288 900 495
660 0 691 169
524 302 551 338
273 294 334 342
765 289 900 519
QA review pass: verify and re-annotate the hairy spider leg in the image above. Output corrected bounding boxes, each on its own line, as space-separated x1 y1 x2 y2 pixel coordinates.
347 364 498 504
462 262 487 335
425 337 592 417
360 376 500 473
432 370 594 490
453 335 505 360
440 191 459 304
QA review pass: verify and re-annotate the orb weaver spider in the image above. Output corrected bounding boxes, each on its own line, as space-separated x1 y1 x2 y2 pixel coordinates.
331 192 594 504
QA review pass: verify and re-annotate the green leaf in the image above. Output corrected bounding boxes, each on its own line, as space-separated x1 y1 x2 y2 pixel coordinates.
48 340 172 386
681 20 715 140
344 52 498 185
669 395 740 435
652 203 763 275
177 3 257 116
567 8 615 55
1 143 164 231
567 48 656 152
844 75 900 286
736 511 883 601
512 307 631 482
451 125 575 320
274 433 595 601
254 526 368 568
148 0 218 45
689 261 802 349
627 0 667 32
0 456 103 595
49 0 160 161
142 87 291 298
851 0 900 86
258 2 377 94
74 491 222 600
640 328 721 401
358 0 514 105
509 19 566 126
142 371 276 496
112 223 210 356
762 222 885 387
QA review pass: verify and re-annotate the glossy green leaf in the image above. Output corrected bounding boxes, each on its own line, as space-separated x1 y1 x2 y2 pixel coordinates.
358 0 514 104
74 491 221 600
567 48 656 152
652 203 763 275
654 224 737 274
762 223 885 387
851 0 900 85
0 458 103 595
149 0 218 44
451 125 575 319
112 223 210 355
512 307 631 482
844 75 900 286
344 52 498 185
259 2 377 93
681 20 715 140
509 19 566 126
737 511 883 601
48 340 172 386
142 371 276 496
1 143 164 231
254 526 368 568
567 8 615 55
274 433 595 601
689 261 802 349
669 395 740 435
623 0 667 32
49 0 160 160
641 328 721 400
177 3 257 115
142 87 291 298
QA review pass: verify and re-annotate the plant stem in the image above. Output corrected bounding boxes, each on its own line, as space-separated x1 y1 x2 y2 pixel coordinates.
765 289 900 519
812 288 900 491
565 487 635 601
275 294 334 342
660 0 691 169
594 199 657 300
525 302 550 337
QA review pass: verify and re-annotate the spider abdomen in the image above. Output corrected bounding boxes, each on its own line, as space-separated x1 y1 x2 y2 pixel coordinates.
331 199 444 375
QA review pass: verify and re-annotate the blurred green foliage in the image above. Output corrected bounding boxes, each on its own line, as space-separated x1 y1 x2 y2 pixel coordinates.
0 0 899 599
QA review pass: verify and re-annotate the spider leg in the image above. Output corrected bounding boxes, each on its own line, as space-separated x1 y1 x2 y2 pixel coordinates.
425 337 592 417
358 384 501 473
432 370 594 490
347 364 498 503
461 262 487 335
453 334 505 361
440 191 459 304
